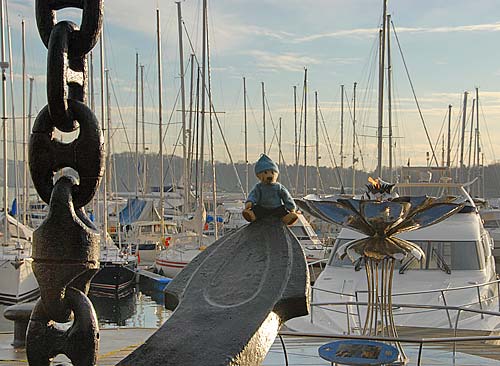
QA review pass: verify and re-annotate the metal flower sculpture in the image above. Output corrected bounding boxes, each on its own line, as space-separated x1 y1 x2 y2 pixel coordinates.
297 192 463 362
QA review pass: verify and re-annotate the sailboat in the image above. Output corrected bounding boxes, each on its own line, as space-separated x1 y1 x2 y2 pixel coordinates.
153 1 216 278
0 5 38 304
89 43 137 297
0 213 38 303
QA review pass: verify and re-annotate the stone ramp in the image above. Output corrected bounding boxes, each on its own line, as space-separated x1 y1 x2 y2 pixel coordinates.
0 328 155 365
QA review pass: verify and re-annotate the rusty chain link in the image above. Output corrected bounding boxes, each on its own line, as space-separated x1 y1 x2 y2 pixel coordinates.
27 0 104 365
37 0 103 131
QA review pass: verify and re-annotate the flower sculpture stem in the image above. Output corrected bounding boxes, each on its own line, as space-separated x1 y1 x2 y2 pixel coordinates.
363 257 406 359
297 194 464 364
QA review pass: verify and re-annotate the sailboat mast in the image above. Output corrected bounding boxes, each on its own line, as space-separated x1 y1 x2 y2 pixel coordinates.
176 1 188 214
467 99 475 178
476 87 481 197
278 117 282 169
459 91 468 182
386 13 393 181
303 67 308 195
187 53 195 202
294 85 298 162
447 104 451 169
105 68 113 205
243 77 248 195
99 26 107 238
293 85 298 195
376 0 387 178
315 91 319 194
261 81 266 154
352 82 357 195
156 8 165 240
206 10 217 240
22 19 27 225
140 64 146 195
0 0 7 243
199 0 207 243
135 52 139 198
476 88 480 168
27 76 33 217
340 84 344 172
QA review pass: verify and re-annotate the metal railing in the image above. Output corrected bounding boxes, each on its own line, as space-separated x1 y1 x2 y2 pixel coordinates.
310 300 500 334
310 278 500 328
306 258 328 283
277 328 500 366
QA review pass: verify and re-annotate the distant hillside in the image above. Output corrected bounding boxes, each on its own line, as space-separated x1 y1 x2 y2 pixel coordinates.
107 153 500 198
5 153 500 198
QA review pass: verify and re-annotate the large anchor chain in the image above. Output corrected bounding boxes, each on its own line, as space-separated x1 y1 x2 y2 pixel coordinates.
26 0 104 365
26 174 100 365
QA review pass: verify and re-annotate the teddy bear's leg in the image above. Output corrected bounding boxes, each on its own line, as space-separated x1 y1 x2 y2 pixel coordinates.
242 208 256 222
282 211 298 226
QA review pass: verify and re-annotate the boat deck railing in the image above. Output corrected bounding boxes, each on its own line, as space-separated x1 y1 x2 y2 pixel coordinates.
311 278 500 325
276 328 500 366
309 299 500 334
306 258 329 283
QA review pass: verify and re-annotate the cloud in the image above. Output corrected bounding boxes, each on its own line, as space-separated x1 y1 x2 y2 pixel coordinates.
294 22 500 43
242 50 320 72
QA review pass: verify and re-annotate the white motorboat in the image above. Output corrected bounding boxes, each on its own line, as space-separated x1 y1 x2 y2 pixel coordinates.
122 220 179 266
288 182 500 334
0 213 39 304
222 205 247 234
289 213 329 263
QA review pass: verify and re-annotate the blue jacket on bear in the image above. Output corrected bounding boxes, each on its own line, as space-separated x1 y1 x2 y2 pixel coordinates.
246 182 296 211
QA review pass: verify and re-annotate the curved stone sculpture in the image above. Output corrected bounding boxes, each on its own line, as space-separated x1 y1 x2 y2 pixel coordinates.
117 216 309 366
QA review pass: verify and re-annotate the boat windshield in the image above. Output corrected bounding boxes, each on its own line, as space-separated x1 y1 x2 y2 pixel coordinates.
329 239 481 271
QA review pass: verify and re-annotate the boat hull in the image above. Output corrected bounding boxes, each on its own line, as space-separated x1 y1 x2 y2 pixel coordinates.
0 257 39 305
90 262 137 297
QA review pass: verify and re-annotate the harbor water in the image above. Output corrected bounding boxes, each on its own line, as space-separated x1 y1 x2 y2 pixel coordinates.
0 283 171 333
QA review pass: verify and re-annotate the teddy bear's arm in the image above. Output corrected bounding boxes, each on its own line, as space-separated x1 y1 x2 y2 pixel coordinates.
279 184 297 211
246 184 261 206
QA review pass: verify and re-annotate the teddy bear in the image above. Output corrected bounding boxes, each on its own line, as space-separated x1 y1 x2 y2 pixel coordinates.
242 154 299 225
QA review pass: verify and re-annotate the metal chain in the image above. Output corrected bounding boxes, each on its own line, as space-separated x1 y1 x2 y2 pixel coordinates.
27 0 104 365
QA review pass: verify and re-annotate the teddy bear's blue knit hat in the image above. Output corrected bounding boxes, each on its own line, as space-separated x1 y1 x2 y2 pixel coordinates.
255 154 279 175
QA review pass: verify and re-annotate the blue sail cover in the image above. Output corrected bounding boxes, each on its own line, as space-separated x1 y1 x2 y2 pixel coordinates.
119 198 147 226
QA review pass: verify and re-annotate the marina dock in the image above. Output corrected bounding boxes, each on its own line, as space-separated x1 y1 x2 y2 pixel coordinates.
0 328 156 365
136 268 172 292
1 327 500 365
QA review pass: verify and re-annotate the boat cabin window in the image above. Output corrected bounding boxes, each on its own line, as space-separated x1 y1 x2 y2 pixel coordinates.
330 239 481 271
483 220 500 229
165 225 177 235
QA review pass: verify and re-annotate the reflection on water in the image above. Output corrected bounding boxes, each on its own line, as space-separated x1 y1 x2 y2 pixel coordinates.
0 284 170 332
90 284 170 329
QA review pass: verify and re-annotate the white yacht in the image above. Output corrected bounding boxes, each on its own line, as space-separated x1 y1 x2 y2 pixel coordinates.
222 205 247 234
289 213 329 262
123 220 179 266
0 213 39 304
288 182 500 333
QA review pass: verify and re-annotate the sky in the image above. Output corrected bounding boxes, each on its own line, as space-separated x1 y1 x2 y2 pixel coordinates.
6 0 500 172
